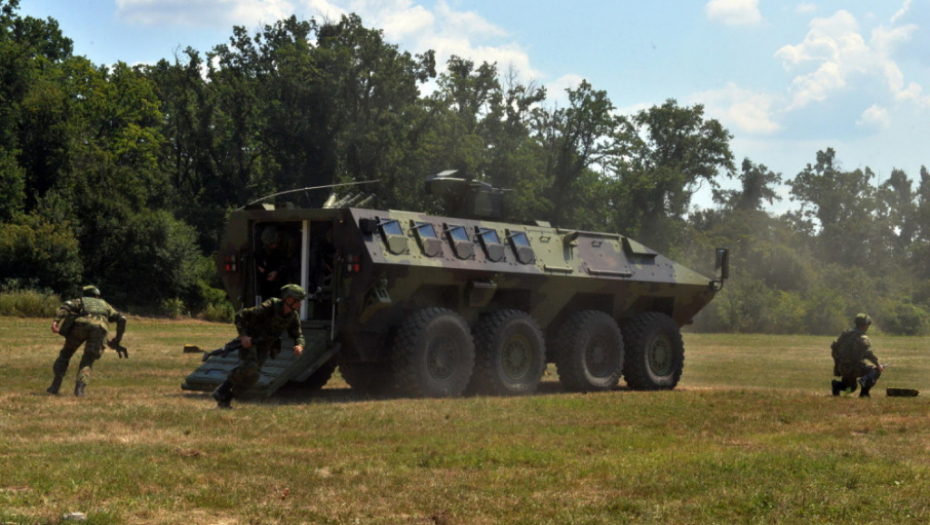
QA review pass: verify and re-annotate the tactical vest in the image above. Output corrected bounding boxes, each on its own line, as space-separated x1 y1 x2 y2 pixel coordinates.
80 297 109 320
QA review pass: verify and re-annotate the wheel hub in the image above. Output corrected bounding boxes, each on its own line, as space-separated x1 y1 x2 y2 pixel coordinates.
647 336 672 376
585 336 613 377
501 335 531 379
427 337 458 380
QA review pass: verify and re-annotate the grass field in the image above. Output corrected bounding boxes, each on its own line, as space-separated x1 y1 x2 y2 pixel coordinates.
2 316 929 524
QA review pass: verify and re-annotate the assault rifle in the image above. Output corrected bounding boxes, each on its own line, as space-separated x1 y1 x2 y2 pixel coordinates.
201 337 265 362
107 339 129 358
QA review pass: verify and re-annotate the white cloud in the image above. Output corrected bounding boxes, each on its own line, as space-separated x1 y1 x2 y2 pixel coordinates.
856 104 891 129
705 0 762 26
775 8 929 111
690 83 781 135
302 0 539 81
795 3 816 15
116 0 541 82
116 0 295 27
890 0 913 24
299 0 347 22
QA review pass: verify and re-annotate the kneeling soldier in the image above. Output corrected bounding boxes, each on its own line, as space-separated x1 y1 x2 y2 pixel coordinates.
831 313 883 398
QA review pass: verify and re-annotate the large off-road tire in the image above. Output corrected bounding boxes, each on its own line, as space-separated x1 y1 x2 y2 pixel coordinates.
468 310 546 396
392 308 475 397
339 362 395 396
554 310 624 392
621 312 684 390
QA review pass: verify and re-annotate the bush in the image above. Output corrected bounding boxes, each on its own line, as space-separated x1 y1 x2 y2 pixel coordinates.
161 297 188 319
711 278 776 333
880 302 930 336
0 286 60 317
200 302 234 323
0 218 82 296
770 291 808 335
802 286 847 336
180 255 233 322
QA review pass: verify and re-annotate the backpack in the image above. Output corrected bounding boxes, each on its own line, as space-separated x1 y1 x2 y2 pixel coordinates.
831 330 858 362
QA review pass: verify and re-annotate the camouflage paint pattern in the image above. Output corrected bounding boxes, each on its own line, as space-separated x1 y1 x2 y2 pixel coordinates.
184 194 724 396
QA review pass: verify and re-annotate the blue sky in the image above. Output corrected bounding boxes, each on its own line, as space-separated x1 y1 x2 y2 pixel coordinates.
16 0 930 212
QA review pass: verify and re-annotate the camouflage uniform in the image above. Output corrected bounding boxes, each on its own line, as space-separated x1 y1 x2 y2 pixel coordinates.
48 287 127 397
212 284 306 408
831 314 881 397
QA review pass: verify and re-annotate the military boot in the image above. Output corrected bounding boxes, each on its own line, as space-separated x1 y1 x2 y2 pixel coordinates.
46 376 63 395
74 381 86 397
213 380 233 409
858 377 873 398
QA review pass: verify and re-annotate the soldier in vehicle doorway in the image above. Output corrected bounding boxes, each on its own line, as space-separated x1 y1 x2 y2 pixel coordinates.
255 226 299 301
831 313 884 398
48 285 127 397
211 284 306 409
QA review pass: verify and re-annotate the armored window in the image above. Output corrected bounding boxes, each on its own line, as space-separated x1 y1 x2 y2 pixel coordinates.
445 224 475 260
412 221 442 257
476 227 505 262
378 219 408 255
507 231 535 264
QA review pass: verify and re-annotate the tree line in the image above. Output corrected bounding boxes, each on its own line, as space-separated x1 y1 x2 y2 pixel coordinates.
1 0 928 334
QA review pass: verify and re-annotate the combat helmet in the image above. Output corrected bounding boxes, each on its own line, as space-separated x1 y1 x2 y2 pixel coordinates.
854 313 872 328
280 284 307 301
261 226 281 247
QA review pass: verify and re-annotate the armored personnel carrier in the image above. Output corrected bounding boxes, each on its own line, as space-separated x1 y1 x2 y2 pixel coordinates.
182 171 728 398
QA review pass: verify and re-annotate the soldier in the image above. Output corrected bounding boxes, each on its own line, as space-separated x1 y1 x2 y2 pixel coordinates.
212 284 306 409
831 313 884 398
255 226 299 301
48 285 127 397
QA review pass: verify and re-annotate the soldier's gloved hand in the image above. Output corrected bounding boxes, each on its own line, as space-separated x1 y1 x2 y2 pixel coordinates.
108 339 129 358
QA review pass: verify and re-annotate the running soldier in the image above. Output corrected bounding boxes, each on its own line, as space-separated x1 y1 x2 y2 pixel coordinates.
48 285 127 397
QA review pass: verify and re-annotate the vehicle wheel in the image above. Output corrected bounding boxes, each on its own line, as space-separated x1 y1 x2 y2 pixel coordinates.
469 310 546 395
392 308 475 397
554 310 624 392
339 362 395 395
621 312 684 390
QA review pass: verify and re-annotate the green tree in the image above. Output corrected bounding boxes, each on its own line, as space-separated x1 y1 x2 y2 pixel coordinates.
425 56 500 186
0 0 73 215
0 215 82 294
106 210 202 308
713 158 781 212
788 148 880 268
479 70 548 220
532 80 620 228
608 99 734 253
317 14 435 211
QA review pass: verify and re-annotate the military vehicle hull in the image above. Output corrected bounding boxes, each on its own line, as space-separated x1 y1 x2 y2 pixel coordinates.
183 190 725 398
